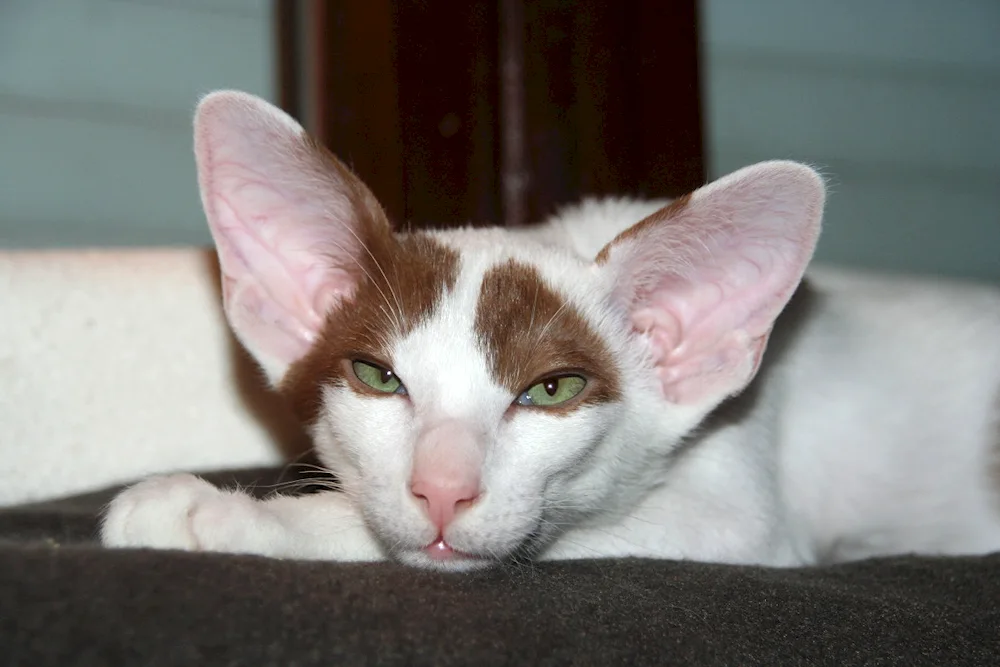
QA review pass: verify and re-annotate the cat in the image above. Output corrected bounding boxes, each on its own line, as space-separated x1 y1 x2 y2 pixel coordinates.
101 90 1000 572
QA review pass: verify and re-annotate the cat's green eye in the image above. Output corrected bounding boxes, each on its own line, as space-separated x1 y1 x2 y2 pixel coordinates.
351 360 406 395
516 375 587 408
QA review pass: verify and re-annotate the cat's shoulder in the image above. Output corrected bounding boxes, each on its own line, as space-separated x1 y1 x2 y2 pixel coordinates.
793 265 1000 364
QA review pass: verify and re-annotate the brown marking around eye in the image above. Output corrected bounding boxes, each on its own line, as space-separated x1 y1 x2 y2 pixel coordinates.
281 229 459 422
279 135 459 423
474 259 621 413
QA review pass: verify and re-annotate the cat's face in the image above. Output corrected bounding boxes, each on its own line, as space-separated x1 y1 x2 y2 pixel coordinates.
284 229 664 570
193 91 824 571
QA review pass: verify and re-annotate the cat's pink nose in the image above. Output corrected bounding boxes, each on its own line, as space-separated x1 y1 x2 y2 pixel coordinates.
410 477 481 530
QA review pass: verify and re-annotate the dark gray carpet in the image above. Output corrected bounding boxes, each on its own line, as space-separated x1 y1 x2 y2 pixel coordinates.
3 467 998 666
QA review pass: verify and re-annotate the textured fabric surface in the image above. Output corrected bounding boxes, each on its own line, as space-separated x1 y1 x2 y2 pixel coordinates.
2 467 999 666
0 249 307 506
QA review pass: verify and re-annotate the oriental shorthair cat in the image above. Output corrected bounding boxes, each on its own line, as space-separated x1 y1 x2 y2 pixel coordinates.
102 92 1000 571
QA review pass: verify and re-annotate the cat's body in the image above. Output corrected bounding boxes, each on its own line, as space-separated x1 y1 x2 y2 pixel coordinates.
101 92 1000 571
527 199 1000 564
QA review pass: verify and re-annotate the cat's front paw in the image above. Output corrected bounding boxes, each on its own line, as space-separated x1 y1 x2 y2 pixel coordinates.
101 473 262 553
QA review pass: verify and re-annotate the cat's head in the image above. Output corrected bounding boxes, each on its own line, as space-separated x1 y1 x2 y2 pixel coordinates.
193 91 824 571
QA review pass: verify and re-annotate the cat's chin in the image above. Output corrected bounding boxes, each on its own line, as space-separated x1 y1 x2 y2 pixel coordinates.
397 552 495 572
395 541 498 572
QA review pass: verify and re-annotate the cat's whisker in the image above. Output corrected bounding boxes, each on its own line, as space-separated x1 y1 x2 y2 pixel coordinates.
323 235 405 336
281 460 338 475
499 542 535 579
258 479 330 493
526 299 572 376
275 449 320 479
528 279 540 333
256 472 336 487
340 223 407 334
259 483 344 501
281 466 336 478
536 299 570 342
520 281 542 380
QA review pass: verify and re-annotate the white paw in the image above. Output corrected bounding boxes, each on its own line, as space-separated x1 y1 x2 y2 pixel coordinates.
101 473 263 553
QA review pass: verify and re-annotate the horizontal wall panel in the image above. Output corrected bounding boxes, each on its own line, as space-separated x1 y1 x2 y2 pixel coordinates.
703 0 1000 70
0 0 271 114
706 65 1000 174
0 113 212 247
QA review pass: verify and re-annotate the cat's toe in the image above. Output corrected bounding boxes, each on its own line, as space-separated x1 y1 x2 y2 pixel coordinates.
100 473 225 551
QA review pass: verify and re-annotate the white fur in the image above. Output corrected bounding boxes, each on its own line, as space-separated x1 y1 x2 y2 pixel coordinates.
102 92 1000 571
102 209 1000 569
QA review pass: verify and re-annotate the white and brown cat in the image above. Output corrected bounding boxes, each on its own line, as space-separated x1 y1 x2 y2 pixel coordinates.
101 91 1000 571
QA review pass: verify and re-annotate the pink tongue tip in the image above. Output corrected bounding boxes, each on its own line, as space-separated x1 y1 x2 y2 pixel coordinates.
425 538 456 560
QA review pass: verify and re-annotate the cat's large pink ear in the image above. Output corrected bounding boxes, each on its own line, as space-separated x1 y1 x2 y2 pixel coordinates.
598 161 824 406
194 91 389 384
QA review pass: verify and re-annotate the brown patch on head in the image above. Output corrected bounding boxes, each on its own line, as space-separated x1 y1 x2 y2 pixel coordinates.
277 137 460 423
595 193 692 264
282 228 458 423
474 259 621 412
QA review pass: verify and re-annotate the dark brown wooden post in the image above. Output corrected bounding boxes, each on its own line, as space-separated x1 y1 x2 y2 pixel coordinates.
274 0 703 230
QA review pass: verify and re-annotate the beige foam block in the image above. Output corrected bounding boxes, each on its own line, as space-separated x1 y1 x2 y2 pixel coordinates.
0 248 309 506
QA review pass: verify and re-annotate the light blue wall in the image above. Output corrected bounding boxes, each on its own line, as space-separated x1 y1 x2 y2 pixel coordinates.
0 0 273 248
702 0 1000 282
2 2 997 283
